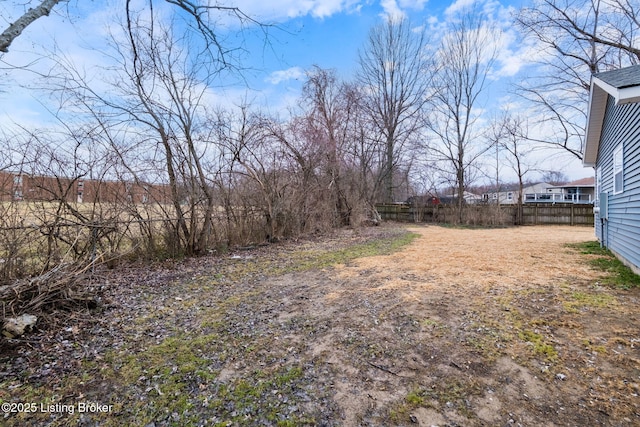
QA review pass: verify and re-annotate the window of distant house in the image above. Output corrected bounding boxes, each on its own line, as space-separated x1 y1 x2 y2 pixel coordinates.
507 192 513 200
613 144 624 194
492 193 497 199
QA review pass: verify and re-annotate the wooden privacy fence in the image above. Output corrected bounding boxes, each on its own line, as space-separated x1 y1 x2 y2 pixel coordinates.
376 204 414 222
376 203 594 226
520 204 594 226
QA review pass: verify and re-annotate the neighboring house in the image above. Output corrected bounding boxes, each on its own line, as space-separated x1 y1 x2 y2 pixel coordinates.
483 179 595 205
448 190 483 205
482 182 558 205
463 190 483 204
482 183 521 205
522 182 562 203
554 177 595 204
524 178 595 204
582 64 640 274
406 190 481 207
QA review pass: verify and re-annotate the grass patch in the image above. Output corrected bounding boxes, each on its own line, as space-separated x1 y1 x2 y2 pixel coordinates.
568 241 640 289
90 335 310 426
286 231 421 272
405 390 426 406
389 388 430 423
582 339 608 354
464 325 510 361
224 230 421 279
94 333 224 426
205 366 313 426
389 379 482 423
568 240 609 256
563 291 617 313
518 329 558 361
420 317 448 337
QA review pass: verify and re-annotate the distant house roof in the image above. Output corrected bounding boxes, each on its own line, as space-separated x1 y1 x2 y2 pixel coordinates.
583 65 640 167
499 183 521 192
481 184 519 194
523 182 555 192
450 190 481 198
563 177 595 187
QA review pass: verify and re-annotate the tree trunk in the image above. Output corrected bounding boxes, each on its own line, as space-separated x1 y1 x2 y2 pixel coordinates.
385 135 394 203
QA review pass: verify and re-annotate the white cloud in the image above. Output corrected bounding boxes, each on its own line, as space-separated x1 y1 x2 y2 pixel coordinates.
492 23 553 78
231 0 363 20
379 0 429 19
266 66 305 84
380 0 405 19
399 0 429 10
444 0 477 17
424 0 549 79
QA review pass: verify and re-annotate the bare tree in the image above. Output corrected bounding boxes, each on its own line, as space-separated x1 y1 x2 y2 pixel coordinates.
215 107 290 241
541 170 569 185
516 0 640 159
429 9 499 223
41 8 228 255
301 66 359 225
212 101 335 242
356 17 432 203
491 113 535 224
339 82 386 222
119 15 223 254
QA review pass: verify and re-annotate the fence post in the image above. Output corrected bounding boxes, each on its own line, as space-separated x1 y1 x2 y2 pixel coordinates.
571 205 574 226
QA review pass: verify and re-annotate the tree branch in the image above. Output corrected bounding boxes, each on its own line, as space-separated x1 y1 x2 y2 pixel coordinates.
0 0 64 53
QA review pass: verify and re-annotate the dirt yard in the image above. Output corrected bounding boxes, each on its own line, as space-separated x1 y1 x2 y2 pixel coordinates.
2 224 640 426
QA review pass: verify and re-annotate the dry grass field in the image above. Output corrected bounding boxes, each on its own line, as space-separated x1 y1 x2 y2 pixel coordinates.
2 223 639 426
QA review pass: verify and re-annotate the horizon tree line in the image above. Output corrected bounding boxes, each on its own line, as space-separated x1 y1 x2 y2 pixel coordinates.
0 0 637 280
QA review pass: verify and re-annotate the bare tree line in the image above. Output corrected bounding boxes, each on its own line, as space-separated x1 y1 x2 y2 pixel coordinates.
0 0 638 285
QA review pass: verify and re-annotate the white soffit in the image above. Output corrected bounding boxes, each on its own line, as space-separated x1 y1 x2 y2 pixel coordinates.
583 83 608 167
592 76 640 105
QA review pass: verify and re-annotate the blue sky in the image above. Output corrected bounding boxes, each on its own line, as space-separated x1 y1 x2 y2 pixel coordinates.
0 0 590 182
241 0 527 98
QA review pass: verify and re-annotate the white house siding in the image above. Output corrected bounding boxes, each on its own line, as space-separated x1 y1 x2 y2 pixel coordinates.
596 95 640 272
